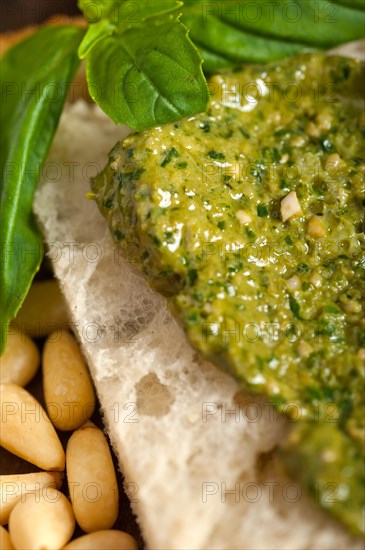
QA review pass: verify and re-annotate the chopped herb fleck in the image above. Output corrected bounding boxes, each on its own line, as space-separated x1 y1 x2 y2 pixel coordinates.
324 304 342 315
239 127 250 138
188 268 198 285
103 198 114 209
208 150 225 160
280 179 292 190
161 147 179 167
245 227 256 240
289 295 301 319
187 311 199 323
118 167 145 187
257 204 269 217
199 120 211 133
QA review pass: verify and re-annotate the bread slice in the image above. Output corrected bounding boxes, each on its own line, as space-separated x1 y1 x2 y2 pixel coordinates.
33 46 364 549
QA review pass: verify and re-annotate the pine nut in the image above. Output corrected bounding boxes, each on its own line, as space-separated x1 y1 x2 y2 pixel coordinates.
316 110 332 131
310 272 322 288
307 215 326 238
306 121 320 138
324 152 346 172
342 299 362 314
63 530 138 550
286 275 301 291
66 422 119 532
13 280 69 338
43 331 95 431
281 191 302 222
0 471 63 525
236 210 252 224
0 328 40 387
0 526 13 550
297 341 313 358
8 489 74 550
0 384 65 471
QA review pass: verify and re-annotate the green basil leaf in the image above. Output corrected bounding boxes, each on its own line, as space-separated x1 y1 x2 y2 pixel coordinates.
78 19 116 59
193 45 232 73
183 12 315 68
86 16 208 131
181 0 364 71
78 0 182 25
78 0 115 22
333 0 365 10
0 25 84 353
205 0 365 47
114 0 182 22
78 1 183 59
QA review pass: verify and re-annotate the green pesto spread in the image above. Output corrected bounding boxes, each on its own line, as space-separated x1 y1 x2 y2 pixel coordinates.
93 53 365 535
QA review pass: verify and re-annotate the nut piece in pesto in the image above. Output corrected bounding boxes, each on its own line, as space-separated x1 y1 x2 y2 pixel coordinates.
92 53 365 537
280 191 302 222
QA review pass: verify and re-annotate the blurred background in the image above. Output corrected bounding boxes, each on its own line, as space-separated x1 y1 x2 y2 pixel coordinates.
1 0 80 32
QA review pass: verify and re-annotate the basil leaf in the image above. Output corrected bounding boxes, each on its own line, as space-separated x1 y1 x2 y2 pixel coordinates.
79 0 182 25
0 25 84 353
182 0 364 71
333 0 365 10
86 16 208 131
113 0 182 22
78 19 116 59
289 295 302 320
207 0 365 47
183 12 315 68
78 0 183 59
193 46 233 73
78 0 115 21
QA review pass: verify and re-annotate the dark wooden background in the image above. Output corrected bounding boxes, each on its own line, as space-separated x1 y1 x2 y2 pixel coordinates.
1 0 80 32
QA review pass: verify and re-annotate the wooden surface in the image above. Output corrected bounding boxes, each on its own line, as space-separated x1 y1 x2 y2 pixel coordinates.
0 0 80 32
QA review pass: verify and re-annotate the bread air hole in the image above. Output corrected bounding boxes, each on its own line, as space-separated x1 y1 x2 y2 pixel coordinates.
135 373 175 417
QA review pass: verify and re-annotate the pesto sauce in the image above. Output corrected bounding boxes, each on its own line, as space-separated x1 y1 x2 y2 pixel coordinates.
93 53 365 535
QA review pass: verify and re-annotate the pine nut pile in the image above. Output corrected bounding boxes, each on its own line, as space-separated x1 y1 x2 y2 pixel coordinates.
0 282 138 550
